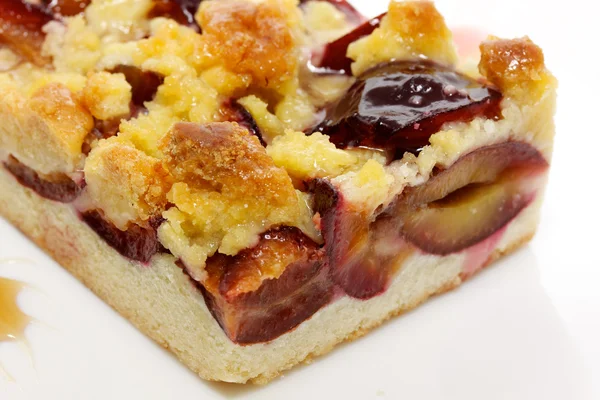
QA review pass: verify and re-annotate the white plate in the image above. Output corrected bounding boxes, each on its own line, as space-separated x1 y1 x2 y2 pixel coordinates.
2 1 600 399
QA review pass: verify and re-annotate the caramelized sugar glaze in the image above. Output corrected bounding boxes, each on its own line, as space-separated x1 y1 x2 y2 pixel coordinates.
0 0 553 344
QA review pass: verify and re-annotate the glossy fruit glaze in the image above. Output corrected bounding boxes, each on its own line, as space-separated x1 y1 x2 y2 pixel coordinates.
316 61 502 159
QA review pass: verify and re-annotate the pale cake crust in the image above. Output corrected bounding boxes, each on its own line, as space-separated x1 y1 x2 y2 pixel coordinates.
0 165 544 383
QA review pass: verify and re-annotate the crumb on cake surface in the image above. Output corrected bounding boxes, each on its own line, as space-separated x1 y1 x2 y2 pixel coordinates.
348 0 458 76
196 0 300 89
268 130 359 180
84 138 172 230
302 1 355 45
0 80 92 174
157 122 318 279
82 71 132 121
479 36 557 102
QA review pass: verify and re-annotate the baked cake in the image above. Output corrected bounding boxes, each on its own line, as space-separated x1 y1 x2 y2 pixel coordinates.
0 0 556 383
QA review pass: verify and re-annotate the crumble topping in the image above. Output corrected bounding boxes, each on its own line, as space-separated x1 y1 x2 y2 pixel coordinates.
197 0 300 89
479 37 557 157
28 83 94 159
302 1 355 45
267 130 387 181
236 95 285 144
134 17 204 76
0 81 92 174
479 36 556 102
84 138 172 230
348 0 458 76
43 16 101 74
84 0 152 42
0 0 556 275
334 159 396 215
158 122 318 279
82 71 132 121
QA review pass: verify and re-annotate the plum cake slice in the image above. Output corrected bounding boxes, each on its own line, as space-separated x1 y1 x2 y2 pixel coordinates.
0 0 556 383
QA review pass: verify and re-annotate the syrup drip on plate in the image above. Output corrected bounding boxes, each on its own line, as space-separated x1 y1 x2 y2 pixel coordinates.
0 259 36 381
0 277 31 343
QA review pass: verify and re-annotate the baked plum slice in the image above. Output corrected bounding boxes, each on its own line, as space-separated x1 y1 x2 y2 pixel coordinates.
0 0 55 66
312 179 411 300
316 61 502 159
312 142 548 299
3 155 84 203
199 227 333 344
81 211 162 263
400 181 526 255
393 142 549 254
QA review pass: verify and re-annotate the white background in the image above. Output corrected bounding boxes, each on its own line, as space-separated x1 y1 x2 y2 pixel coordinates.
1 0 599 399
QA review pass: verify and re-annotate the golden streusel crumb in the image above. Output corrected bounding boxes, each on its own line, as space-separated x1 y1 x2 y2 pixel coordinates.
24 71 88 96
197 0 299 88
161 122 297 203
0 80 92 174
157 122 313 278
28 83 93 170
0 0 558 273
302 1 354 45
200 65 252 98
135 17 204 75
267 130 359 180
43 17 101 75
348 0 457 76
118 106 179 158
479 37 557 156
334 159 395 214
82 71 132 121
85 0 153 42
479 36 556 102
275 87 318 132
84 138 172 230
